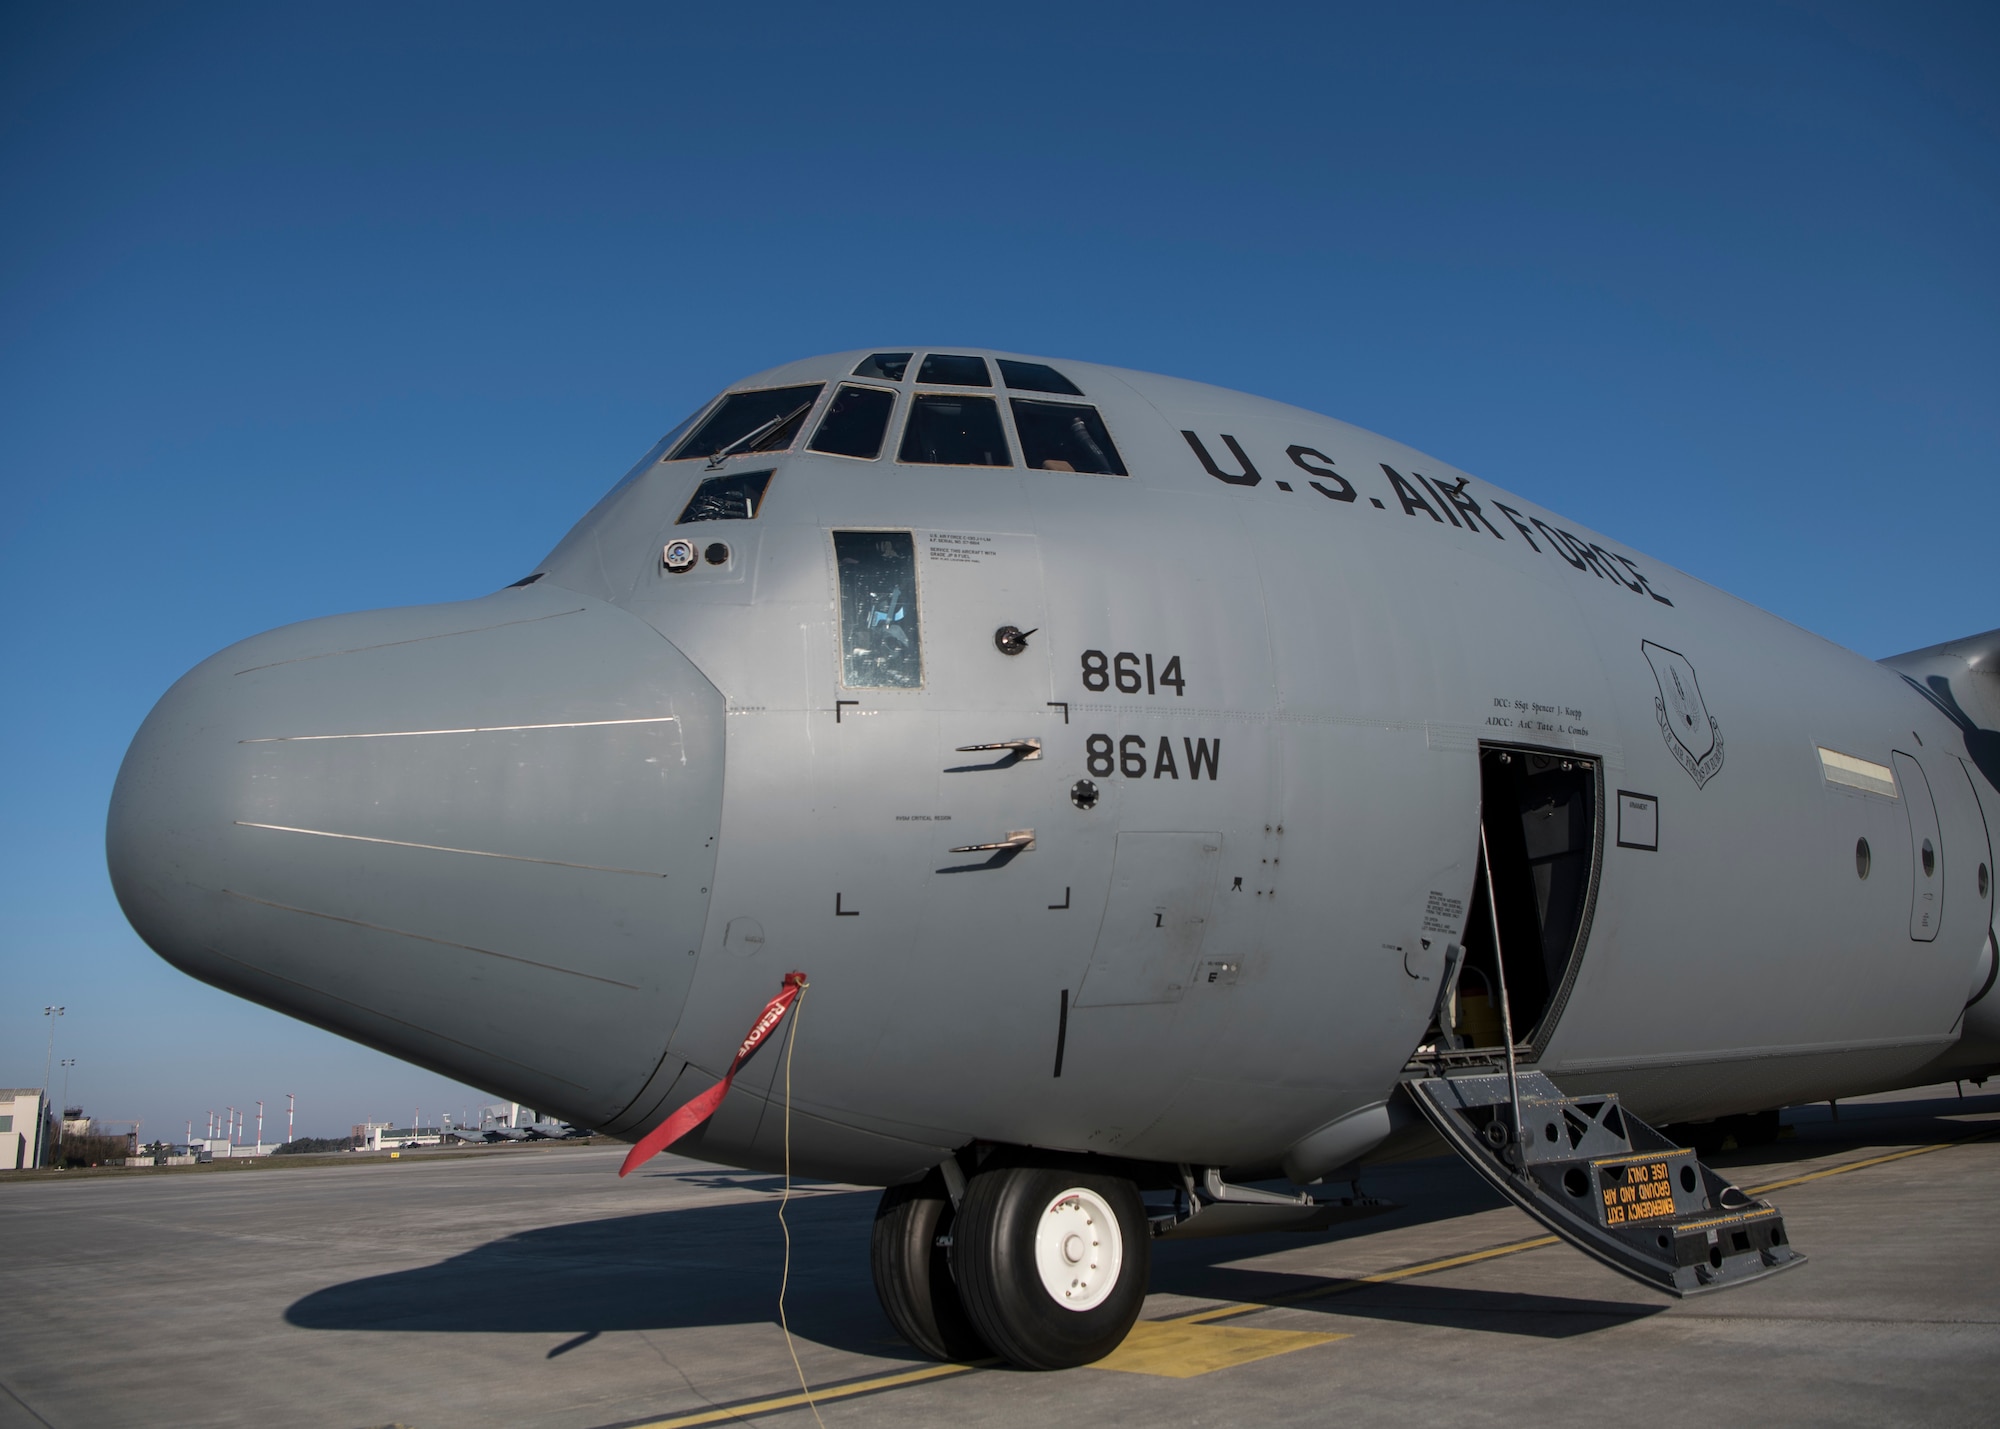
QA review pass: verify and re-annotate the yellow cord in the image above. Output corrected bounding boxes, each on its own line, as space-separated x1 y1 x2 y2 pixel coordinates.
775 981 826 1429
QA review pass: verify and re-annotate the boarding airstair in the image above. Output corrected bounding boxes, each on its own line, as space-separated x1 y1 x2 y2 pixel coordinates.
1406 824 1804 1296
1406 1069 1804 1295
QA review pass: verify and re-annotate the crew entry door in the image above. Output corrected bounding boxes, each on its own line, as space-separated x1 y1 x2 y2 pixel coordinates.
1441 745 1603 1053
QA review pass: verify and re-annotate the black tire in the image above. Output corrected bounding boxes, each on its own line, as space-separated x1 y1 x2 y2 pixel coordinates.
949 1165 1149 1370
870 1170 990 1362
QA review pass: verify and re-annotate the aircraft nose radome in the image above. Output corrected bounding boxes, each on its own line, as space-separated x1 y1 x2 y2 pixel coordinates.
106 584 725 1127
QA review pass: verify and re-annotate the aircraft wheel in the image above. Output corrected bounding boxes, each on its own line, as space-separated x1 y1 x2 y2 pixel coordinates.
870 1170 990 1362
949 1164 1149 1370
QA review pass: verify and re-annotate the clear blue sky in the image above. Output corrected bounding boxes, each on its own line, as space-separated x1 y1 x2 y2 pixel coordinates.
2 4 1994 1140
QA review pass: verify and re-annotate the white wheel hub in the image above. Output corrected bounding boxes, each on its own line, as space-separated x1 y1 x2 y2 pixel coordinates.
1033 1186 1123 1312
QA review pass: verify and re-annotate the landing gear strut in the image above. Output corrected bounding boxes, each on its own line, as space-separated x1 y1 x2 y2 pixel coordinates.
870 1168 988 1363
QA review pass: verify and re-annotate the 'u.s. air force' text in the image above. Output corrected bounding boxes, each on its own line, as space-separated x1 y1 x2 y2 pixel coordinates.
1181 431 1673 608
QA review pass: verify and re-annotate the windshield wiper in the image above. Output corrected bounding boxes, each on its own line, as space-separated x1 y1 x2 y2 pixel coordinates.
706 401 814 469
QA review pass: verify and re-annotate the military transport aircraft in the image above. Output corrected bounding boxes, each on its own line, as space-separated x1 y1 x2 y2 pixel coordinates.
107 348 1999 1370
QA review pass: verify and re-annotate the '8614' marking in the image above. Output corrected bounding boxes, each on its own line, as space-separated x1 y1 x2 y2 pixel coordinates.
1081 650 1186 697
1086 734 1221 781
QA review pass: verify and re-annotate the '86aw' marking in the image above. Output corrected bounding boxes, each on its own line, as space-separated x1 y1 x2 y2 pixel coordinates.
1085 733 1221 780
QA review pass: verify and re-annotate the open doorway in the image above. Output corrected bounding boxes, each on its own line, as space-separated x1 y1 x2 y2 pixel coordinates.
1446 745 1603 1054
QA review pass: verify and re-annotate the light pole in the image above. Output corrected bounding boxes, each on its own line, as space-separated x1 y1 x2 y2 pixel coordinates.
40 1007 63 1167
255 1101 264 1151
41 1006 63 1091
286 1093 294 1146
57 1060 75 1149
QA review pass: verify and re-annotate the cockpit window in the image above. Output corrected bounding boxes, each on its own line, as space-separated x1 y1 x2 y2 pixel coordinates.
899 394 1012 467
834 530 921 688
852 352 911 381
997 359 1083 396
1010 400 1127 475
916 353 991 386
677 469 773 523
808 385 896 459
668 383 824 461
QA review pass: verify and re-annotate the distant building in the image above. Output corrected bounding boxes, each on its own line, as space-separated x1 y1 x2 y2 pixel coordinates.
0 1090 49 1169
193 1136 280 1159
366 1125 444 1151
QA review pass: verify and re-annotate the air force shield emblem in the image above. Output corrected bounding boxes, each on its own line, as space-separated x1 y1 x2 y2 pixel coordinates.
1643 640 1724 788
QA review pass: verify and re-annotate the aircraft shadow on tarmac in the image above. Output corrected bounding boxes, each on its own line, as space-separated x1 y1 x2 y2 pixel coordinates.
285 1098 1997 1358
1146 1166 1664 1340
285 1186 903 1357
290 1096 1992 1352
283 1154 1671 1356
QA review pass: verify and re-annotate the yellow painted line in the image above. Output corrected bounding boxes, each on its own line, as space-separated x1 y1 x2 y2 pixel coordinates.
1165 1233 1562 1327
1089 1320 1348 1378
598 1127 1995 1427
623 1361 987 1428
1744 1132 1991 1195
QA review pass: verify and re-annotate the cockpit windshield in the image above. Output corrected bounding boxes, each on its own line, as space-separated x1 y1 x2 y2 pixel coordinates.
917 354 991 386
1010 400 1126 475
900 394 1011 466
998 359 1084 395
668 384 824 461
809 385 897 459
852 353 911 381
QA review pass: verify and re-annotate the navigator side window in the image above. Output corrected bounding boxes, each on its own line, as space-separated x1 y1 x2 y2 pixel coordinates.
1011 400 1127 475
668 384 824 461
834 531 922 688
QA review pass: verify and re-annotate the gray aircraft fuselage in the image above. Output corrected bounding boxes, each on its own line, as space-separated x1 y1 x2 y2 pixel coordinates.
107 349 2000 1187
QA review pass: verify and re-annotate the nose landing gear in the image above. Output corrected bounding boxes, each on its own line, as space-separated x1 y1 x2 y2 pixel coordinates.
871 1161 1150 1370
